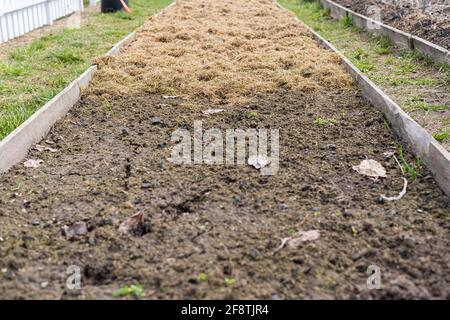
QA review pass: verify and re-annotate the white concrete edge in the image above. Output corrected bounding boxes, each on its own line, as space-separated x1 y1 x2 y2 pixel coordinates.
0 1 177 174
275 1 450 197
320 0 450 67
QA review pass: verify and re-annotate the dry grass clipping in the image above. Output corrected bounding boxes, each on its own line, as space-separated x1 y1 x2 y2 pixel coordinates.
88 0 353 104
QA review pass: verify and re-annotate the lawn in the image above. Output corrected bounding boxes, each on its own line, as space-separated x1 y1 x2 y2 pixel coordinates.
0 0 172 140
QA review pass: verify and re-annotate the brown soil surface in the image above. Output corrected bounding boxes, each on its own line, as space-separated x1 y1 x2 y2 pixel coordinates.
0 0 449 299
334 0 450 50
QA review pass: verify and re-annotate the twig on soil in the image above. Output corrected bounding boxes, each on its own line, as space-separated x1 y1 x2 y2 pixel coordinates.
380 177 408 202
393 155 405 176
274 237 291 253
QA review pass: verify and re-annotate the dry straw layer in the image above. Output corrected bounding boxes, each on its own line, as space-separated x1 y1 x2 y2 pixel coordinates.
89 0 353 103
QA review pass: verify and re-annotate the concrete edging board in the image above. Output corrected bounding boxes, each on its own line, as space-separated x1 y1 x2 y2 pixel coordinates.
320 0 449 66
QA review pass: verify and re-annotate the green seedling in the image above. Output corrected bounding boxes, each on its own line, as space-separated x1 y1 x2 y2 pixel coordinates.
112 284 145 298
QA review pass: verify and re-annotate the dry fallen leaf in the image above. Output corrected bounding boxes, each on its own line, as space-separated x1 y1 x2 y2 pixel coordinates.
23 159 43 168
248 155 269 170
202 109 225 115
33 144 58 153
352 159 386 180
119 212 145 237
33 144 46 152
275 229 320 252
62 221 88 240
122 200 134 209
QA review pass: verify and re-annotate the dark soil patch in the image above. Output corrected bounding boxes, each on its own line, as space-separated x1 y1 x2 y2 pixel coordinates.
0 89 449 299
334 0 450 50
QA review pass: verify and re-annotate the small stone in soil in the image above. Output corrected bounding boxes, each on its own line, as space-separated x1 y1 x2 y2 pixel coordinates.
249 248 262 260
343 209 355 218
88 237 96 246
351 252 363 261
141 182 151 189
151 117 162 125
62 221 88 240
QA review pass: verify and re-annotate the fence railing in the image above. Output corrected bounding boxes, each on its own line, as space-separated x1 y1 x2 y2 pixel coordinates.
0 0 86 43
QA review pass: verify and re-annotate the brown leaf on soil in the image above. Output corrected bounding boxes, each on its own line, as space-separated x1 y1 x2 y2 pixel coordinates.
62 221 88 240
122 200 134 209
23 159 44 168
275 229 320 253
202 109 225 115
119 212 145 237
352 159 386 180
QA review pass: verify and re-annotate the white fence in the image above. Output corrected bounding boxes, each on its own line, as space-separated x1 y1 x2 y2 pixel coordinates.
0 0 86 43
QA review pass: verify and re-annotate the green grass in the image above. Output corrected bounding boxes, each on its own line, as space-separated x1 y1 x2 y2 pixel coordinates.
351 48 375 72
224 277 236 286
405 95 447 112
433 131 449 143
397 146 422 179
0 0 172 140
374 35 394 55
341 14 353 28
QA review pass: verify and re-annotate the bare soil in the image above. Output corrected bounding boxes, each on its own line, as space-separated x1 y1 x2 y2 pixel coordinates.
334 0 450 50
0 0 449 299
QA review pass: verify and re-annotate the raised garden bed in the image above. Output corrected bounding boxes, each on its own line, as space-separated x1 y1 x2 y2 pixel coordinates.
0 0 448 300
334 0 449 50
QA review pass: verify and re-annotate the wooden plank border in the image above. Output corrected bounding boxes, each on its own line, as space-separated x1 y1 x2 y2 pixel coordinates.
320 0 449 66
